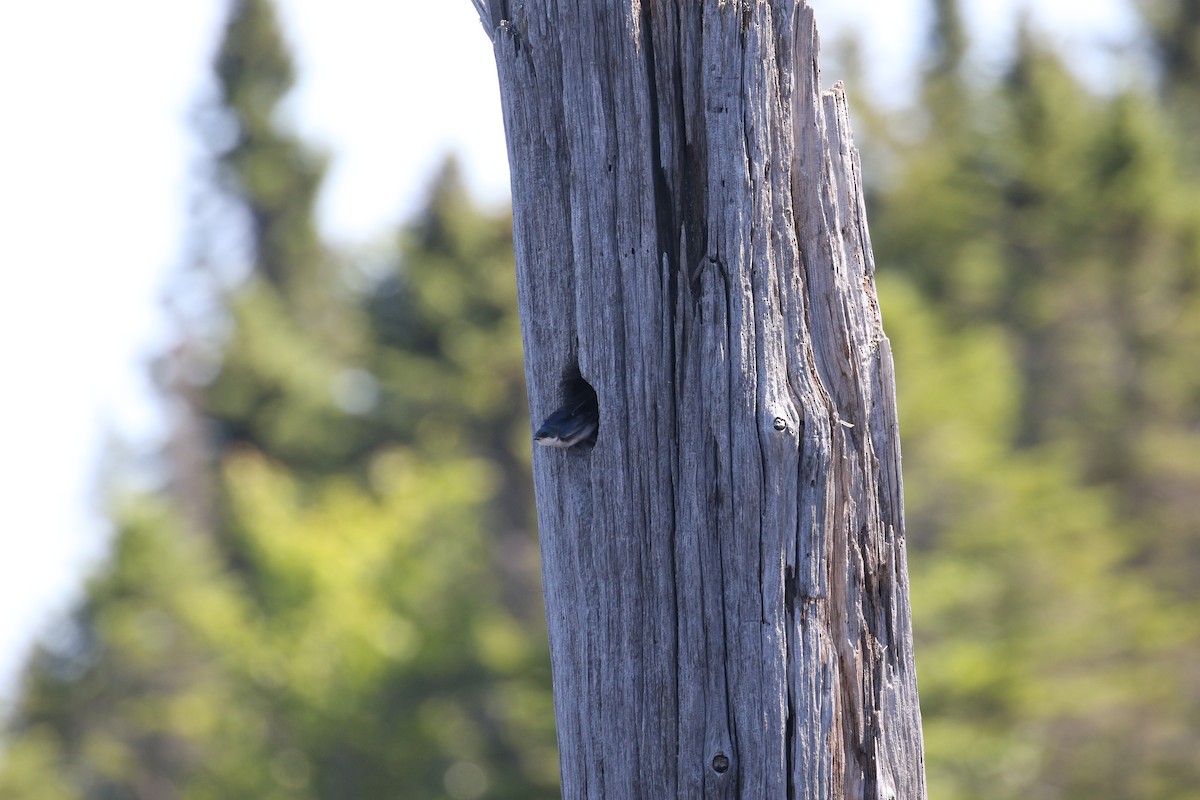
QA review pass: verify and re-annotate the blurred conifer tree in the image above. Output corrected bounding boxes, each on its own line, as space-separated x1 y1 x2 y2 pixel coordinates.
1139 0 1200 147
868 1 1200 797
0 1 556 798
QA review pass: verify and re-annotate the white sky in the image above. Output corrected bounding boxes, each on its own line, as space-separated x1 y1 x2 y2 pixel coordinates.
0 0 1136 701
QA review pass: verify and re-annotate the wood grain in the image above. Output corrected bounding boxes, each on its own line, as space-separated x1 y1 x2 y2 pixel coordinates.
475 2 926 796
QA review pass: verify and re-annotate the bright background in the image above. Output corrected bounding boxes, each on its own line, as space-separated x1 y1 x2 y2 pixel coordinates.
0 0 1135 698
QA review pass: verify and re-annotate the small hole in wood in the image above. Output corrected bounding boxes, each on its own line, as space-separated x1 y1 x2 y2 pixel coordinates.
533 366 598 450
711 753 730 774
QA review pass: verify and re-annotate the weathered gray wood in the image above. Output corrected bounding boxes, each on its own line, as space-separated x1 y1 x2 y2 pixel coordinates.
473 2 926 797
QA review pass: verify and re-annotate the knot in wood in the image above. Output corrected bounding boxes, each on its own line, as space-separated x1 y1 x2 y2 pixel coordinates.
710 753 730 774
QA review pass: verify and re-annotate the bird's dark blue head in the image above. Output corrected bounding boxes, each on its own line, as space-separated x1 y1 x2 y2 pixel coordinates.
534 386 599 448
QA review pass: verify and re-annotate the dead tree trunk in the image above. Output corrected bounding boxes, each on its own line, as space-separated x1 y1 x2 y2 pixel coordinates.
471 1 925 797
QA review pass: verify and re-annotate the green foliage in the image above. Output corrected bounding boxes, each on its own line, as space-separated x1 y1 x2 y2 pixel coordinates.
368 170 527 458
877 20 1200 498
870 2 1200 796
1138 0 1200 150
6 457 555 799
6 501 236 798
883 277 1197 799
211 0 327 298
201 0 356 475
0 1 554 798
